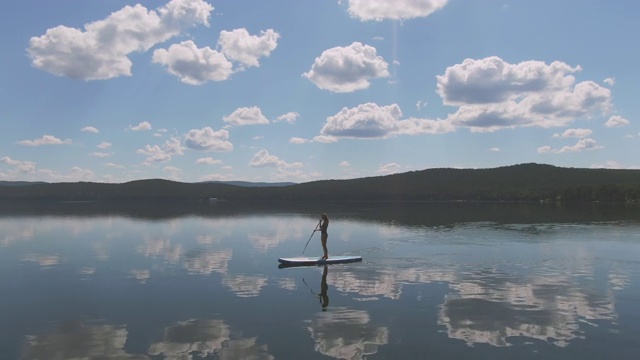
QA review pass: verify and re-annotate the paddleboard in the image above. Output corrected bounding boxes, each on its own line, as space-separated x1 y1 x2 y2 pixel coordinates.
278 255 362 267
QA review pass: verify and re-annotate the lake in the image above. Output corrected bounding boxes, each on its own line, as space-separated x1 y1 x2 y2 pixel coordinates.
1 201 640 359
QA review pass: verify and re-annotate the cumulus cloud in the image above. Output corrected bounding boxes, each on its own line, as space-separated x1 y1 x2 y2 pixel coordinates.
1 156 36 173
377 162 402 174
348 0 448 21
223 107 269 126
605 115 630 128
196 157 222 165
537 146 552 154
152 40 233 85
249 149 303 168
275 112 300 124
129 121 152 131
603 77 615 86
28 0 214 80
556 138 603 153
437 57 581 105
137 137 184 164
303 42 389 93
438 57 612 132
218 28 280 68
312 135 339 143
552 128 592 138
289 137 309 144
539 138 604 154
97 141 112 149
184 127 233 152
90 152 112 158
320 103 454 139
17 135 72 146
81 126 99 133
489 147 500 152
339 161 351 167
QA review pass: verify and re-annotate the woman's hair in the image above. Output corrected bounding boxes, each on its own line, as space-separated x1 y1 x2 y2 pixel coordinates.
321 213 328 221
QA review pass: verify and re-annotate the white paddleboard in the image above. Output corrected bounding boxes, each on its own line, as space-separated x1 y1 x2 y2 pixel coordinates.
278 255 362 266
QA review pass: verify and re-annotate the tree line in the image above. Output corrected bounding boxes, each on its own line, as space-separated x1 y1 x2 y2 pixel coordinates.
1 163 639 203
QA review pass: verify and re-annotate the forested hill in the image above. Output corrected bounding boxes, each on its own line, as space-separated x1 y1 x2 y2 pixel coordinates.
1 163 639 202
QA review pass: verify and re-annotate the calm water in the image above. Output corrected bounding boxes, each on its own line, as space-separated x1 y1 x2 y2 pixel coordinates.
1 201 640 359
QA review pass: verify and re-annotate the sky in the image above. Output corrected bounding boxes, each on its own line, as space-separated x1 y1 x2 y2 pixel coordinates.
1 0 638 183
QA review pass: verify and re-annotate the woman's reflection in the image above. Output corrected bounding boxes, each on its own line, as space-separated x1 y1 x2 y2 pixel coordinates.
319 265 329 311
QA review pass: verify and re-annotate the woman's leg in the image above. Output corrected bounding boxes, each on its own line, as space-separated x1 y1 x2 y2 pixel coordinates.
321 233 328 259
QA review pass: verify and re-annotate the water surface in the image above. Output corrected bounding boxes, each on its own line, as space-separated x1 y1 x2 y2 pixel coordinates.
1 201 639 359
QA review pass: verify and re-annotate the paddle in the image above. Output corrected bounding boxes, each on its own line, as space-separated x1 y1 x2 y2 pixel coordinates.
302 219 321 254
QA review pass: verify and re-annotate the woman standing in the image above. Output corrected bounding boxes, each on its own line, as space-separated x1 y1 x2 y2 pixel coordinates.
319 213 329 260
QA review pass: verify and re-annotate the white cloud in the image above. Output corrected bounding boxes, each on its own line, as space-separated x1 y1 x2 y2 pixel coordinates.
348 0 448 21
249 149 303 168
312 135 339 143
438 57 612 132
200 173 235 181
137 137 184 164
81 126 99 133
0 156 36 173
195 157 222 165
223 106 269 126
275 112 300 124
97 141 112 149
218 28 280 68
552 128 592 138
184 127 233 152
152 40 233 85
538 139 604 154
163 166 182 180
90 152 112 158
320 103 454 139
603 77 615 86
339 161 351 167
289 137 309 144
556 138 603 153
322 103 401 138
38 166 95 182
591 161 623 169
17 135 72 146
129 121 152 131
377 162 402 174
137 145 171 163
28 0 214 80
489 147 500 152
537 146 552 154
104 163 125 169
437 57 581 105
605 115 630 128
303 42 389 93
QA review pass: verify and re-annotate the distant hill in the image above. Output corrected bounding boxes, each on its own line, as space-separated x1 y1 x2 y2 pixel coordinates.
1 163 639 202
202 181 296 187
0 181 47 186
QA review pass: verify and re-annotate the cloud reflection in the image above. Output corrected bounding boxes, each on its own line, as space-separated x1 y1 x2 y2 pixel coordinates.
308 308 389 359
222 274 268 297
439 270 618 347
148 318 273 360
22 322 146 359
183 249 233 275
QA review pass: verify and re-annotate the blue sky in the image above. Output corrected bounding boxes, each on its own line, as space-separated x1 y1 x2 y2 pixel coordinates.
1 0 638 183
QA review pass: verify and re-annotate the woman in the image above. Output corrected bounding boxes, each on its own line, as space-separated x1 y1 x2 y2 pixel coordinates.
318 213 329 260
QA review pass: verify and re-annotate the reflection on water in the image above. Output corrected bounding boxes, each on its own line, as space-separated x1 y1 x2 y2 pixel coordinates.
1 201 639 359
308 308 389 359
439 268 617 347
148 319 273 360
21 322 143 360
